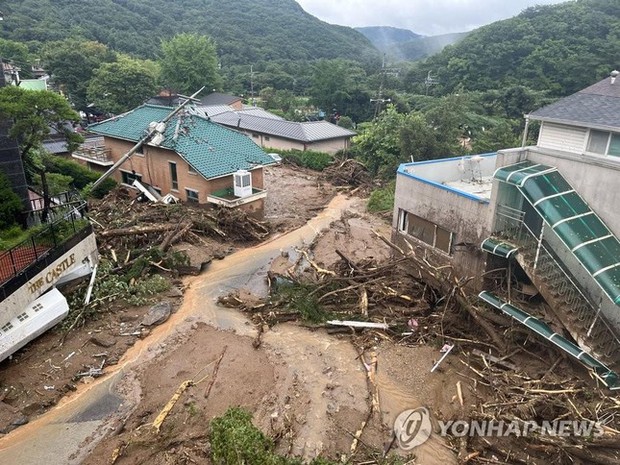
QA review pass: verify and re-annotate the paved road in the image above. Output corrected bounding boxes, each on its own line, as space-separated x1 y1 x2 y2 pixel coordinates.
0 195 355 465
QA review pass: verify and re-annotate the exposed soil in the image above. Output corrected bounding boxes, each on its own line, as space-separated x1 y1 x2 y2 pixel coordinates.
0 164 338 439
264 164 336 232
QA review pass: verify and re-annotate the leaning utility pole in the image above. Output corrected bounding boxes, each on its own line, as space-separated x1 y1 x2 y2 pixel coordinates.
90 87 204 191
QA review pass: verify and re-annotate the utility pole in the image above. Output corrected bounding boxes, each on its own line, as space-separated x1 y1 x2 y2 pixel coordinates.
249 65 255 106
370 54 399 118
424 71 438 96
90 87 205 191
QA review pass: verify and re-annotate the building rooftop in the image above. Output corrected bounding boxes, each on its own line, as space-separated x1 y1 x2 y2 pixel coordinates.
529 73 620 131
88 104 276 179
398 153 498 203
210 111 356 142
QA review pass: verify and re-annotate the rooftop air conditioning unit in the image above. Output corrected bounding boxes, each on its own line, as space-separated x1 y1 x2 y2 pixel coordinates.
233 170 252 198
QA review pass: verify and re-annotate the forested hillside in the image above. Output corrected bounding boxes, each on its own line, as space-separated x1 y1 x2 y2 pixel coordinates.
355 26 421 49
407 0 620 96
0 0 378 65
357 26 467 62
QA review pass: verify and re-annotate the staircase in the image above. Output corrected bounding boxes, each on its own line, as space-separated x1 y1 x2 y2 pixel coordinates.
500 223 620 370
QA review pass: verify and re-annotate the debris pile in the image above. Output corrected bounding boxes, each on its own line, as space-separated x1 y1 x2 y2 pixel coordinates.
218 225 620 464
322 158 372 189
90 188 270 274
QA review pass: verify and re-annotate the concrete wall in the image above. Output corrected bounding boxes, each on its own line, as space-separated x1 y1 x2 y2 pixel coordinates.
104 138 264 205
392 170 494 288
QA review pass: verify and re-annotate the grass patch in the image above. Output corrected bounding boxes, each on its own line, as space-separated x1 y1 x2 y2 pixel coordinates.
367 181 395 213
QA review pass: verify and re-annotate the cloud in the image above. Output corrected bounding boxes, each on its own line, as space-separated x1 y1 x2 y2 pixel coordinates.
295 0 567 36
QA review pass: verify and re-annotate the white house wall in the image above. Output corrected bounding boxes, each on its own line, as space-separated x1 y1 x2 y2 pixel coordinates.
537 122 587 153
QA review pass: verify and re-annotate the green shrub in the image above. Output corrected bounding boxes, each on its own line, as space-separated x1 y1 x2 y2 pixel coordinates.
42 155 116 198
367 181 395 213
0 170 23 229
271 149 333 171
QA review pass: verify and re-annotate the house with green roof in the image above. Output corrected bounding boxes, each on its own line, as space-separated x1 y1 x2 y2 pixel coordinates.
87 104 276 218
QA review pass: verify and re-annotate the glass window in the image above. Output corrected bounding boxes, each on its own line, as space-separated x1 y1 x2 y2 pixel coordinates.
121 170 142 185
398 210 408 232
407 215 435 246
186 189 199 203
608 133 620 157
435 227 452 254
169 162 178 190
587 130 609 154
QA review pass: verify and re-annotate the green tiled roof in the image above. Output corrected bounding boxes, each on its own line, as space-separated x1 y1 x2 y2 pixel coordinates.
88 104 275 179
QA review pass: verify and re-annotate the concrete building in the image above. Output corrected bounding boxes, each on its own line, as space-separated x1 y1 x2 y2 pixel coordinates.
392 72 620 383
87 104 277 218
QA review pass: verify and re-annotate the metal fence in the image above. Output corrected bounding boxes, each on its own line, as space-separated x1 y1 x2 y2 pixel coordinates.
0 201 90 287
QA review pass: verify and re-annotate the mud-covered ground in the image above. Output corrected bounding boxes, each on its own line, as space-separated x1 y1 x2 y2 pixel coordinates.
0 164 335 437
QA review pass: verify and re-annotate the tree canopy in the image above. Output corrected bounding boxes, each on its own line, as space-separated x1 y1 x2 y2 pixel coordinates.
87 56 159 114
159 33 222 96
41 39 116 109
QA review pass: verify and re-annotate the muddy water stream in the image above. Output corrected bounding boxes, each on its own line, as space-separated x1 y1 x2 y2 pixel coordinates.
0 195 456 465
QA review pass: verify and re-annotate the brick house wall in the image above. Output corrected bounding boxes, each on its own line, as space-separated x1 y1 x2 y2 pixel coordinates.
104 137 264 205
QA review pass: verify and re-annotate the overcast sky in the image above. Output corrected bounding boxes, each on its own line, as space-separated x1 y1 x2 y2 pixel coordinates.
295 0 568 36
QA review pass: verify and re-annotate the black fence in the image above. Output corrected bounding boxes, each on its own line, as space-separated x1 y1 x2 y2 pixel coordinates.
0 201 92 302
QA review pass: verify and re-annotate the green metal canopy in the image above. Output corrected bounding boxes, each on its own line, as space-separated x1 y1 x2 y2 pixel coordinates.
481 238 518 258
479 291 620 390
494 161 620 305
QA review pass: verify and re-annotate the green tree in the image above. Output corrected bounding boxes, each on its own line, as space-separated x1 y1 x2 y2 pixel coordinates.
0 171 23 230
87 56 159 114
0 39 31 71
309 59 370 120
159 33 222 95
0 87 83 220
42 39 116 109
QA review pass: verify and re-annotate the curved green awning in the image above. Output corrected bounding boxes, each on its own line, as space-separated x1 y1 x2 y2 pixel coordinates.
479 291 619 390
494 162 620 305
481 238 518 258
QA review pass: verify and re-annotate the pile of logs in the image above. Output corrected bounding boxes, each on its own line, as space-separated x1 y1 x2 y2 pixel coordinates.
322 158 372 188
89 188 270 275
219 230 620 464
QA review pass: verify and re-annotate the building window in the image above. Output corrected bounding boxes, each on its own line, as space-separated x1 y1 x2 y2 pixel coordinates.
188 163 197 175
586 130 620 157
186 189 199 203
33 303 43 312
398 209 453 255
135 145 144 156
1 322 13 333
121 170 142 185
252 133 259 139
17 312 29 322
169 162 178 190
264 136 270 141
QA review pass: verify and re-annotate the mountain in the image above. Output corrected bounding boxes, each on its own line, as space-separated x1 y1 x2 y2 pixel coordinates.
0 0 379 65
355 26 421 48
398 32 469 61
410 0 620 96
356 25 467 62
